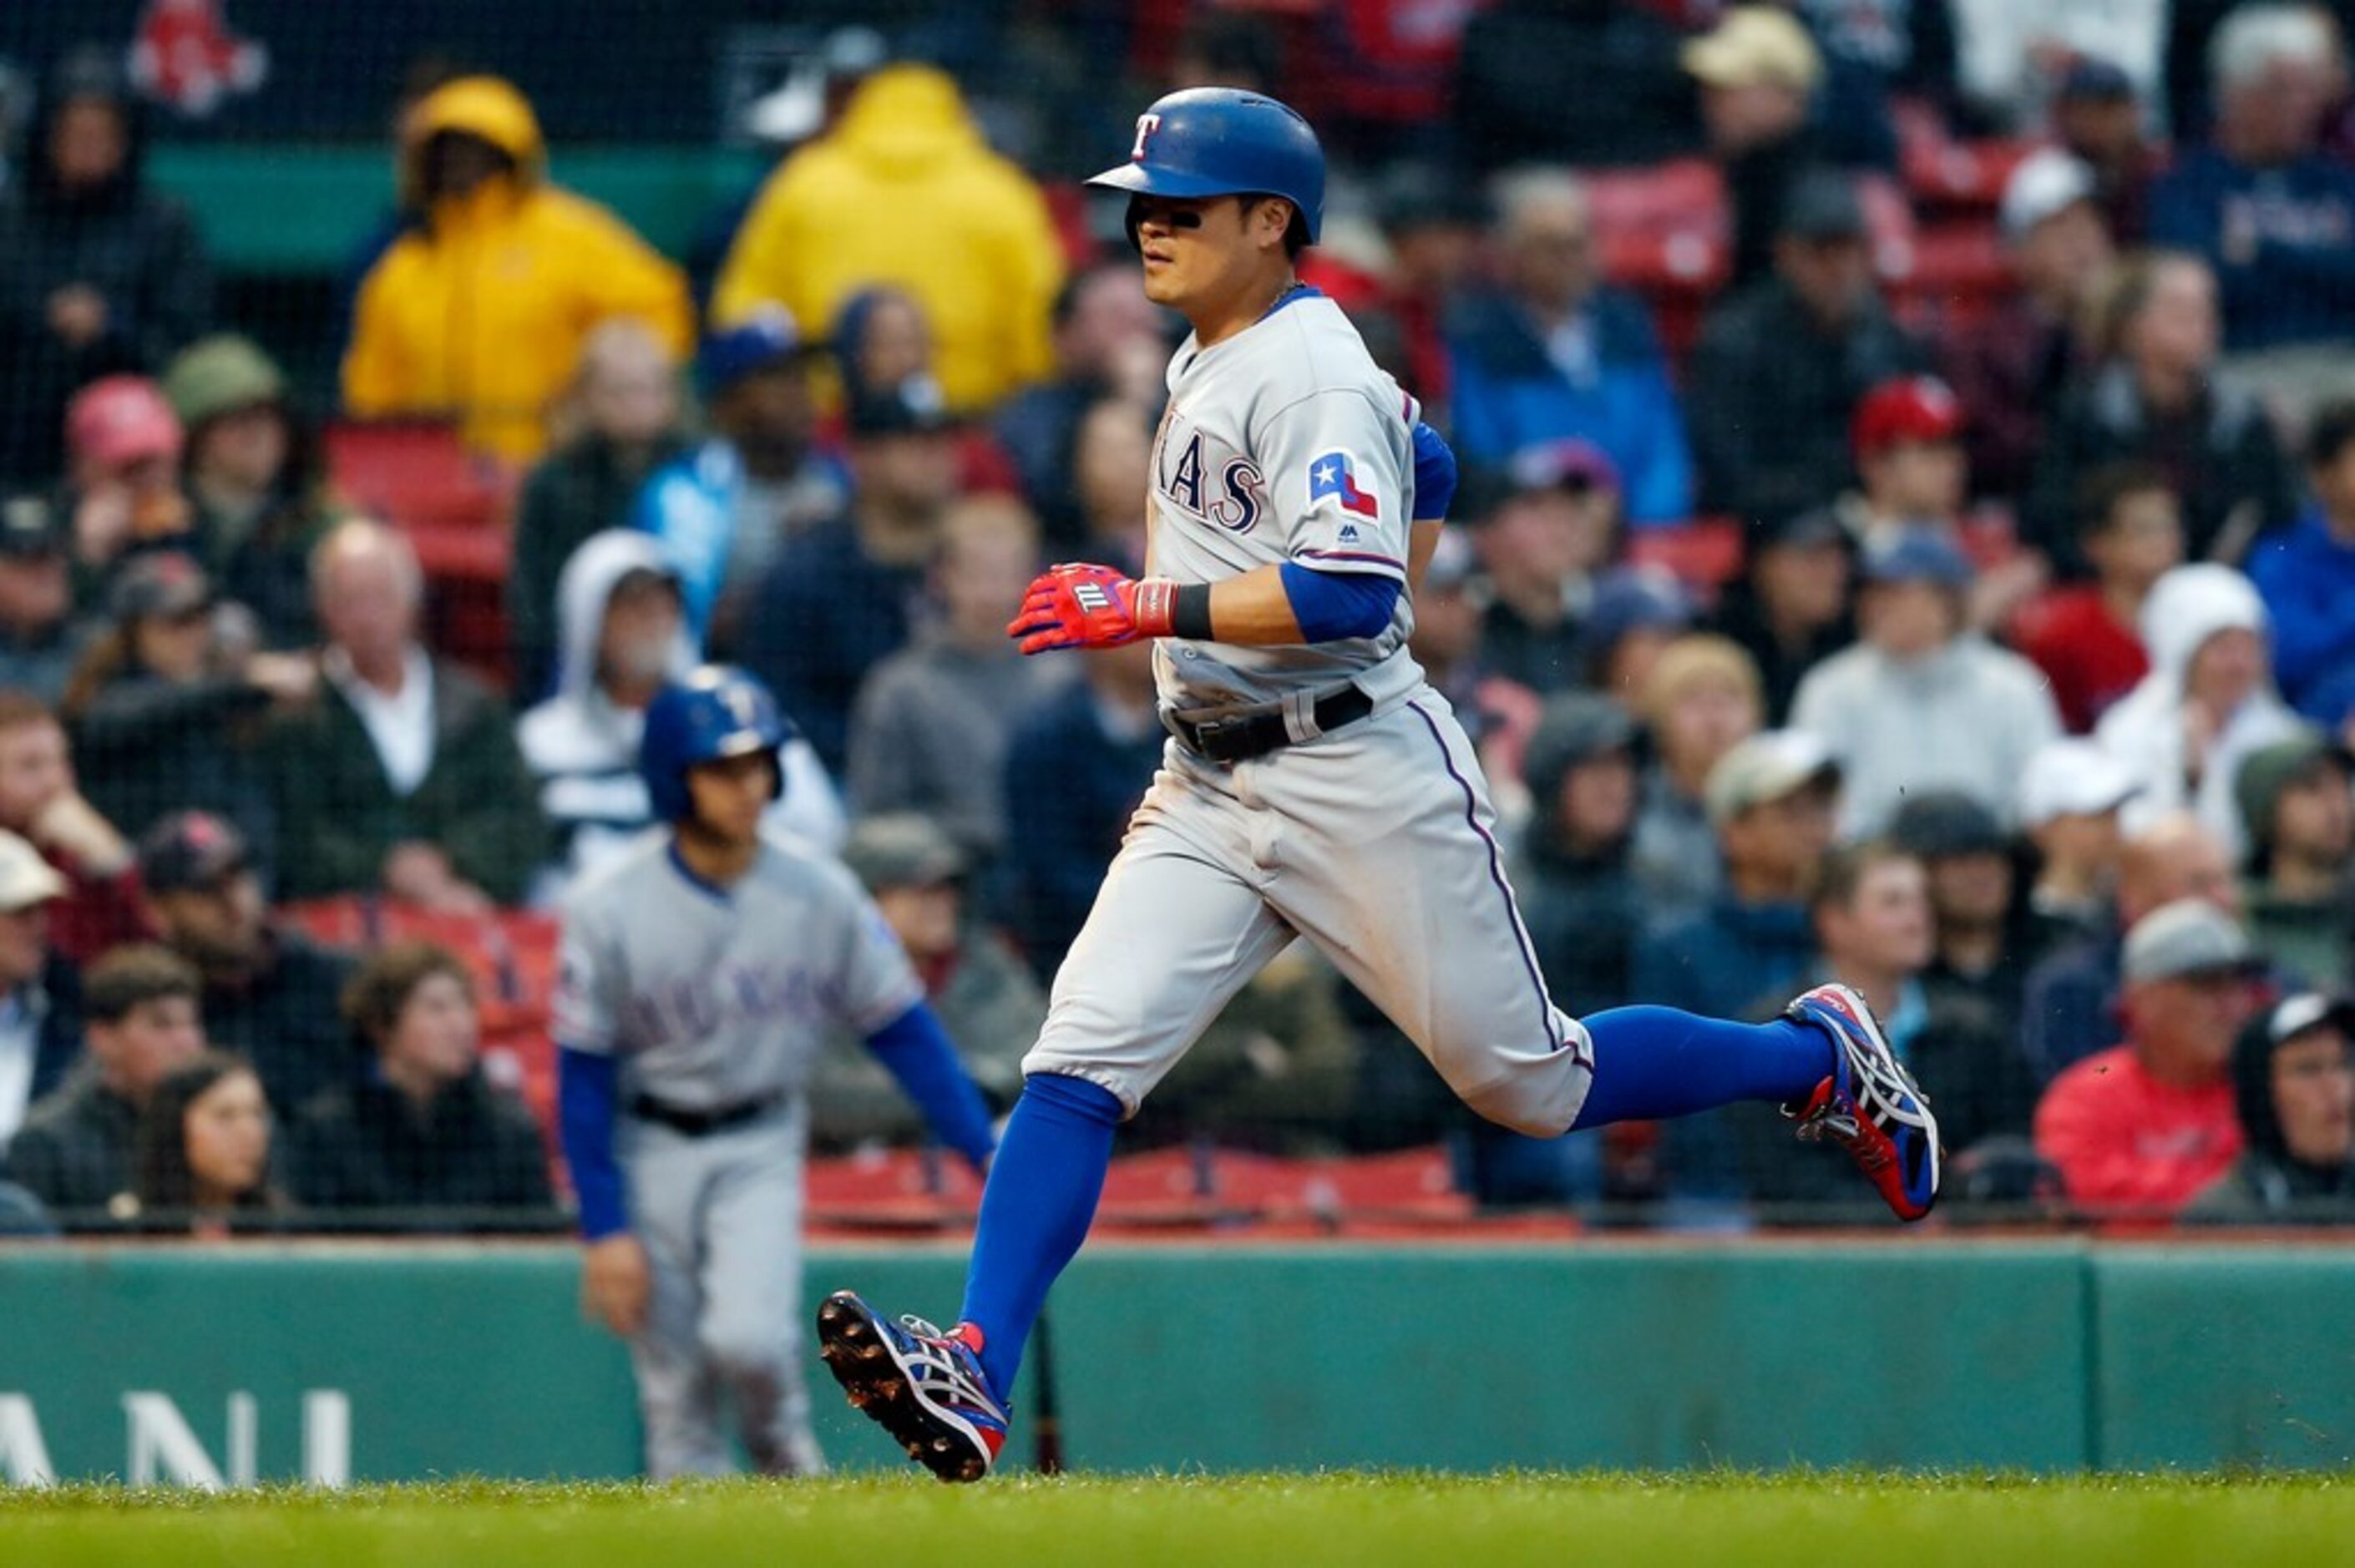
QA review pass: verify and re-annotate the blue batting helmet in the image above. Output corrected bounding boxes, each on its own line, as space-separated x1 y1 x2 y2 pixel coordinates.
1086 87 1325 243
640 665 793 822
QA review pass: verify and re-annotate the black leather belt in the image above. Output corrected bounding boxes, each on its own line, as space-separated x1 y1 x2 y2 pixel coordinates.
628 1090 784 1138
1164 685 1375 765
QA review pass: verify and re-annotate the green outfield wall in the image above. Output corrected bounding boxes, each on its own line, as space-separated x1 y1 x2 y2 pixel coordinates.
0 1240 2349 1484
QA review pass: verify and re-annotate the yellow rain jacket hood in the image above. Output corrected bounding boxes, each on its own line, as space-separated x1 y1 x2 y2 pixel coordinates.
343 75 691 464
713 65 1064 412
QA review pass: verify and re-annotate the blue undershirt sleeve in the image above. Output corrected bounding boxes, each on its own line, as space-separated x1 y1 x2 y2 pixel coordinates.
1279 562 1401 642
1410 420 1458 519
864 1001 999 1171
557 1046 628 1242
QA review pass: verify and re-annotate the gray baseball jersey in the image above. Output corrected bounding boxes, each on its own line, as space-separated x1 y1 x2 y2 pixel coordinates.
555 829 923 1478
1148 291 1424 715
1022 286 1593 1139
555 831 922 1106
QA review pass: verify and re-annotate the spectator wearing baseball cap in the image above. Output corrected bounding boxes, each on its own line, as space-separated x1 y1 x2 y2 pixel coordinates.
738 373 962 773
2009 463 2178 732
134 809 362 1115
60 376 195 597
1791 527 2062 837
2184 991 2355 1224
1684 5 1828 291
2017 738 2141 959
633 306 846 655
2097 563 2302 863
1687 169 1936 529
1630 635 1766 920
2034 898 2267 1216
1706 506 1855 725
2052 58 2160 244
1842 376 1966 550
59 549 307 862
1890 791 2030 1037
1943 150 2114 506
0 493 94 706
1445 168 1695 525
505 319 690 701
1581 566 1694 702
0 829 80 1156
163 333 345 651
1463 438 1620 696
2235 730 2355 991
1634 729 1839 1027
808 813 1039 1156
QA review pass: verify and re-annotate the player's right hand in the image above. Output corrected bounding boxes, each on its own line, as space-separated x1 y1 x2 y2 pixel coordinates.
581 1234 651 1338
1007 563 1177 653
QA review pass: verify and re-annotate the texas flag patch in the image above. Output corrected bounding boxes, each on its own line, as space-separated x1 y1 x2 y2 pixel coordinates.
1309 450 1380 520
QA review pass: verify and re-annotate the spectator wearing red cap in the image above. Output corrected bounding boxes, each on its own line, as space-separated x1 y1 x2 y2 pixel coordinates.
60 376 194 601
0 48 214 487
0 691 146 967
2009 462 2179 732
1942 150 2114 506
1843 376 1967 547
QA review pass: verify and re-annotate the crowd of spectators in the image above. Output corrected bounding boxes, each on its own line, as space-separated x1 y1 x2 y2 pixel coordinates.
3 3 2355 1233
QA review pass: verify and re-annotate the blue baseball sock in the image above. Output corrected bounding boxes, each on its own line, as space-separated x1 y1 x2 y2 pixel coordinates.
957 1071 1123 1393
1568 1007 1836 1130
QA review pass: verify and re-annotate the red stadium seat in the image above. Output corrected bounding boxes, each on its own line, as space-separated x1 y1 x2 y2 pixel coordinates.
323 419 516 534
1623 516 1745 595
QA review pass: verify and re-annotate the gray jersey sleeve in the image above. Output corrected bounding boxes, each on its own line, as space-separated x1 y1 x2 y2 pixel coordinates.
818 864 927 1036
1258 388 1413 584
552 900 625 1055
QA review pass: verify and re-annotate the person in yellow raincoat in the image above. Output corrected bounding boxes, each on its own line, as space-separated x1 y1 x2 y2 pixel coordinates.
342 76 693 467
713 64 1064 416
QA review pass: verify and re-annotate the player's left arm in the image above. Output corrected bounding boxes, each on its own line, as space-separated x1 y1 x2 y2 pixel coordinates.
863 1001 998 1172
1009 410 1457 651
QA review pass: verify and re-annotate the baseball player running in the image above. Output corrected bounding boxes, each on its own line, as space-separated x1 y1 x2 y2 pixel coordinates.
818 89 1939 1484
556 665 995 1478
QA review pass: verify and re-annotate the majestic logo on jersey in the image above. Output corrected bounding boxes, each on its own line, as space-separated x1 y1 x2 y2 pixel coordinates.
1158 426 1264 533
1131 114 1162 161
1309 450 1380 520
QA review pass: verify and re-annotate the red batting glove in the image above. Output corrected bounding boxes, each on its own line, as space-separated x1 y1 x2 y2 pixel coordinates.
1006 563 1178 654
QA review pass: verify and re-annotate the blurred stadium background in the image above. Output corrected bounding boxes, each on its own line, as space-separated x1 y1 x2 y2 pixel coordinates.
3 0 2355 1486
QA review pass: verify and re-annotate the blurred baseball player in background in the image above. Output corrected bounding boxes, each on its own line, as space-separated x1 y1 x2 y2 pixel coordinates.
819 89 1940 1484
556 665 995 1478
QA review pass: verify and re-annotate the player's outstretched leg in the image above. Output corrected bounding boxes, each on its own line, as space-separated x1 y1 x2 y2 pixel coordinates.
1780 983 1941 1220
1569 989 1940 1220
816 1292 1009 1483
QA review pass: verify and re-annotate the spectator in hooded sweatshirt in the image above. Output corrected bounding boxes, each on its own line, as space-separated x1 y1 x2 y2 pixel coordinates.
1790 528 2061 838
2247 399 2355 732
343 74 692 465
0 49 213 486
2097 563 2303 865
714 64 1064 415
2184 991 2355 1224
519 530 843 904
2234 730 2355 993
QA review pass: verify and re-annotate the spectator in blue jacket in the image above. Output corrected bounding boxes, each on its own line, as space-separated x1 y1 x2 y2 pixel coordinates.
1447 169 1694 525
632 309 848 656
2249 400 2355 732
2149 7 2355 368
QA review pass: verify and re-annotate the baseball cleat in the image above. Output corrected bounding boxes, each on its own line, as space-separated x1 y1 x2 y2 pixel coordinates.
1782 983 1941 1222
816 1290 1008 1483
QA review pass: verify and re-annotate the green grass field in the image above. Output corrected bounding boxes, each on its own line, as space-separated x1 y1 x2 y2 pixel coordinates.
7 1472 2354 1567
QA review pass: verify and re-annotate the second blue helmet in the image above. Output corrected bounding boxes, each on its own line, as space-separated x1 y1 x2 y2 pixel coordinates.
1086 87 1325 244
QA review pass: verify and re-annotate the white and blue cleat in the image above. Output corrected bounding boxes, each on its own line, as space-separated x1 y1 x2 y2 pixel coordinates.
1783 983 1942 1221
817 1290 1009 1483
